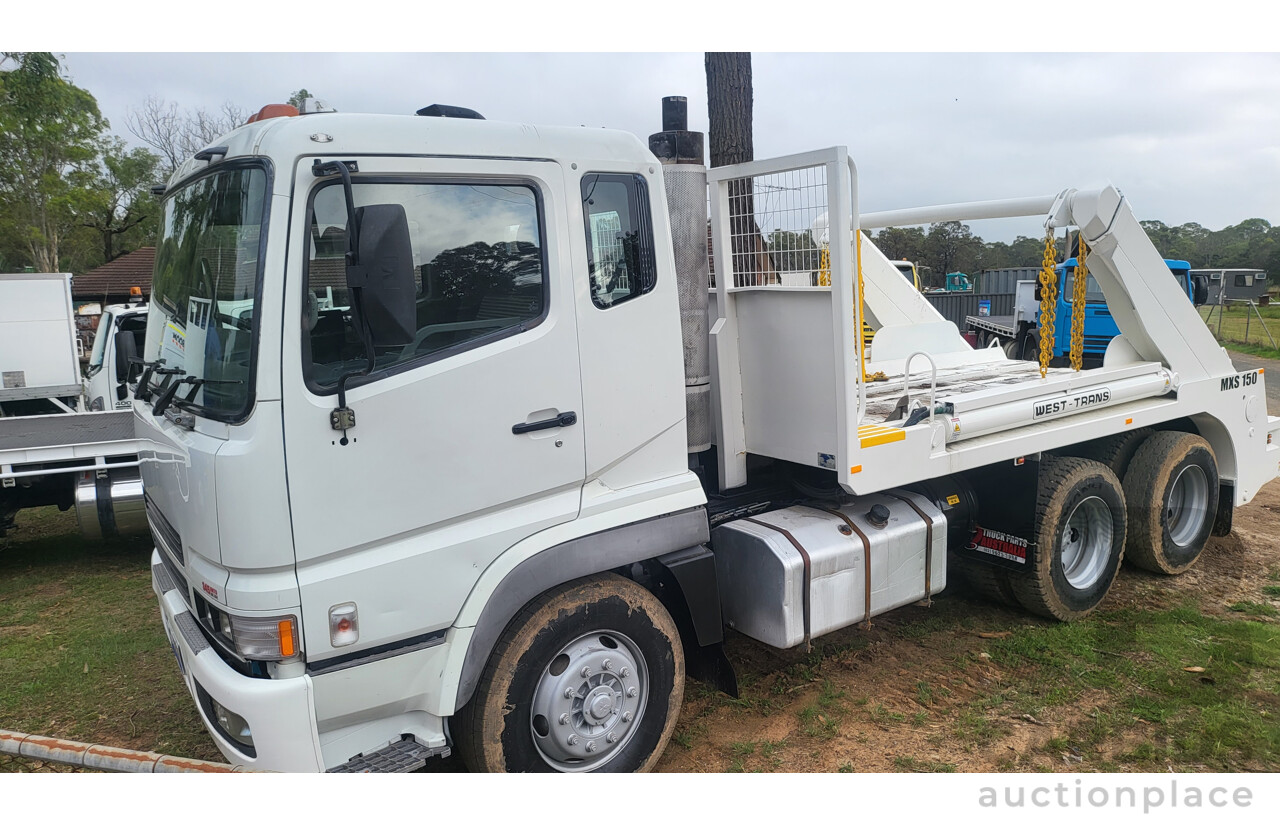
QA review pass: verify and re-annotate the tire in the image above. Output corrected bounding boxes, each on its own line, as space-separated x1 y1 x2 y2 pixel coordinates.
1009 457 1127 621
452 573 684 773
1057 428 1153 477
1122 431 1218 575
1020 333 1040 362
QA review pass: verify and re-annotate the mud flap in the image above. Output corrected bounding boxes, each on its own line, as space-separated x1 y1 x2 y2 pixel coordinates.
1212 481 1234 537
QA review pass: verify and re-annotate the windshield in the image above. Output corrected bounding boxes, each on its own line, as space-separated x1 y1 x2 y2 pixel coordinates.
143 164 268 421
1062 268 1106 304
87 310 113 372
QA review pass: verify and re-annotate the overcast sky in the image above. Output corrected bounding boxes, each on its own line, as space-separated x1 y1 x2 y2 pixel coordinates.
36 45 1280 245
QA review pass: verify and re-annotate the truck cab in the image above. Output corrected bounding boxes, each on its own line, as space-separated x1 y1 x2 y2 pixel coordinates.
1047 257 1192 360
137 107 698 772
83 302 148 411
889 259 923 290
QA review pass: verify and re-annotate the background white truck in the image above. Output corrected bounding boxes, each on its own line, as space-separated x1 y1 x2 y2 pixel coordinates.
137 97 1278 773
1 272 147 540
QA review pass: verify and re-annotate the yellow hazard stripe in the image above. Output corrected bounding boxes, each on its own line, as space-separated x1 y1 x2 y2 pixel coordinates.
857 424 906 448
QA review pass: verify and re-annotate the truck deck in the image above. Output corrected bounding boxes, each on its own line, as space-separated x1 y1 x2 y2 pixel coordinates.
708 149 1280 504
965 313 1017 338
0 409 135 452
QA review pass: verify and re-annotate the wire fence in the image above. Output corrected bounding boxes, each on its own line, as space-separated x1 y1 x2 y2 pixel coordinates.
710 165 830 288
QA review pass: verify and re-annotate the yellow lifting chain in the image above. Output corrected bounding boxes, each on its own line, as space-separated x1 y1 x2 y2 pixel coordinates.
855 231 887 382
818 237 885 382
1068 237 1088 371
1036 228 1059 378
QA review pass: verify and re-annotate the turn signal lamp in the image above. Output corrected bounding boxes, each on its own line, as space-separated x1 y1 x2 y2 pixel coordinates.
329 602 359 647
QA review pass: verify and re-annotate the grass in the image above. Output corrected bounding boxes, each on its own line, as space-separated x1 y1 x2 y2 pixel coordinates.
892 755 956 773
1228 600 1279 617
798 680 847 739
1198 305 1280 352
0 507 220 771
966 602 1280 769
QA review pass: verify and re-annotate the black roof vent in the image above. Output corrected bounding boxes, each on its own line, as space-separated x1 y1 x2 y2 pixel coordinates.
415 104 485 120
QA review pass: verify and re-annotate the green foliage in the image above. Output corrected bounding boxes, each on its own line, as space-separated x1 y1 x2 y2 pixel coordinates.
0 52 107 271
287 88 314 109
81 138 163 263
876 215 1278 286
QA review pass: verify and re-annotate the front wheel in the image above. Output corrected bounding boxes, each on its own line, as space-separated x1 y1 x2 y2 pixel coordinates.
452 573 684 772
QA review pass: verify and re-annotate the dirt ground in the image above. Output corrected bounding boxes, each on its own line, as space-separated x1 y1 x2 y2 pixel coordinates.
653 477 1280 773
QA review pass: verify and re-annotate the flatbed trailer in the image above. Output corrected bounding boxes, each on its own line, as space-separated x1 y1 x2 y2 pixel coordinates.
1 274 147 539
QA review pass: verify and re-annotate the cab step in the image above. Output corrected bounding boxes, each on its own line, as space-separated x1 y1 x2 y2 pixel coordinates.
328 736 451 773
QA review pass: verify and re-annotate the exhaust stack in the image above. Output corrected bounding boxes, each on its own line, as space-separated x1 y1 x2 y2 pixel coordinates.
649 96 712 453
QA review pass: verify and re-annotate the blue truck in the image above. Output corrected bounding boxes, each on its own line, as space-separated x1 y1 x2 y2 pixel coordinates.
965 258 1205 363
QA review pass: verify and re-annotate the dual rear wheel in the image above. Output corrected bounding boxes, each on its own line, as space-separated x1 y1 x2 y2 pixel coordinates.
963 431 1218 620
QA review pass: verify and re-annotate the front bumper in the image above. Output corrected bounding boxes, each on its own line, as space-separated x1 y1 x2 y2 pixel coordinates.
152 549 326 772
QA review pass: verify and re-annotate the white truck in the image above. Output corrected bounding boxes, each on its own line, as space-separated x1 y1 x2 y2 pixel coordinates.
139 98 1279 773
0 273 148 539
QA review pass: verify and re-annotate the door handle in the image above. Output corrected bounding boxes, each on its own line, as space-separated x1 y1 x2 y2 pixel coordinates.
512 411 578 435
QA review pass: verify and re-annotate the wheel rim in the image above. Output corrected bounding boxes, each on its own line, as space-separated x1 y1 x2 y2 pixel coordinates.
529 630 648 772
1059 495 1114 589
1167 464 1210 547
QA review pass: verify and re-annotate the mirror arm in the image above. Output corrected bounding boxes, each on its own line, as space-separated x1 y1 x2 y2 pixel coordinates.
313 159 374 447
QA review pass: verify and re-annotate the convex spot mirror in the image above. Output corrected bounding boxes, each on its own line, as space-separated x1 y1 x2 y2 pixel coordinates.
346 203 416 347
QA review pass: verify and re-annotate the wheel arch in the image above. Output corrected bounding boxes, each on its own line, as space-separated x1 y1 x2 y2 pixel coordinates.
447 506 710 714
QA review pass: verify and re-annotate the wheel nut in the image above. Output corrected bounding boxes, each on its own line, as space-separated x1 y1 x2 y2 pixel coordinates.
622 712 633 723
564 688 575 699
602 659 612 671
580 666 592 677
606 732 618 743
627 687 638 697
619 667 630 678
586 741 597 753
567 735 579 746
559 713 569 725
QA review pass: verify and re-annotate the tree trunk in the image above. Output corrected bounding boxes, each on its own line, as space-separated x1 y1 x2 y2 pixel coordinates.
706 52 775 286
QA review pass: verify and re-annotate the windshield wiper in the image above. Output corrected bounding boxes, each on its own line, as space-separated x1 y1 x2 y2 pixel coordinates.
152 376 243 417
129 358 168 402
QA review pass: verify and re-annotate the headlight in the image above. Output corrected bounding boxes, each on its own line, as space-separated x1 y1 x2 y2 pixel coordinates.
229 613 300 661
197 595 301 662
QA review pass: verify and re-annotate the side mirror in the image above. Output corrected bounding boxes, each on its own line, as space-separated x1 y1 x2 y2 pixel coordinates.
115 326 138 383
1192 275 1209 307
347 203 416 347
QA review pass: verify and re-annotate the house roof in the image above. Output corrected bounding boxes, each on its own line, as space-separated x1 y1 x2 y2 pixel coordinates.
73 247 155 299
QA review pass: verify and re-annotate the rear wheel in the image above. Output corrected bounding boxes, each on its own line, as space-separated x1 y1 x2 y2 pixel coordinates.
1010 457 1127 621
1020 332 1040 362
452 573 684 773
1057 428 1153 478
1122 432 1218 574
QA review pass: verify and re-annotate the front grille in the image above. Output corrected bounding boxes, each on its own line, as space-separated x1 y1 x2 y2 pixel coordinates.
145 493 183 563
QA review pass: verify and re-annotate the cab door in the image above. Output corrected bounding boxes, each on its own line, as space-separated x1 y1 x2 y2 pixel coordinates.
280 157 585 657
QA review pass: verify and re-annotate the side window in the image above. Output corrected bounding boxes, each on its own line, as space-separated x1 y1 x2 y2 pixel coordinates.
1235 273 1253 287
581 173 656 309
304 180 546 390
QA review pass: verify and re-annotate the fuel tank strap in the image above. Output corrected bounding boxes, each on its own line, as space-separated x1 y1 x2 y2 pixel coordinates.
741 517 812 650
883 492 934 606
